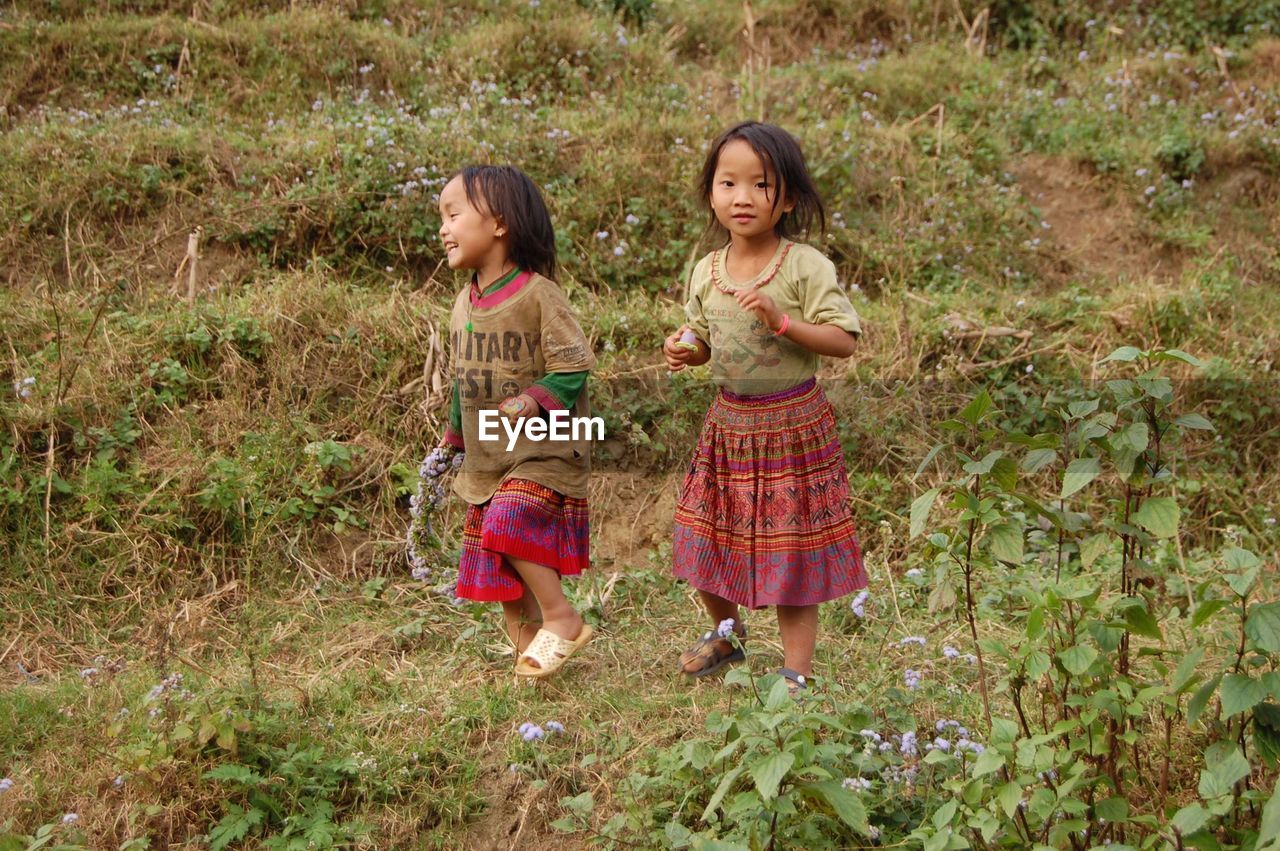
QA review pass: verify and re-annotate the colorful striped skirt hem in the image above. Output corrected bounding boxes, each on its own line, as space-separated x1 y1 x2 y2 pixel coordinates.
455 478 590 603
673 379 866 609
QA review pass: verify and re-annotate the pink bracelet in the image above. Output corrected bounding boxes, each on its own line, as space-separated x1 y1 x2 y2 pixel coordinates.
773 314 791 336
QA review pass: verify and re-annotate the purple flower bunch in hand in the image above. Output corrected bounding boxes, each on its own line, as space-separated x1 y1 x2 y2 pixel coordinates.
406 445 463 581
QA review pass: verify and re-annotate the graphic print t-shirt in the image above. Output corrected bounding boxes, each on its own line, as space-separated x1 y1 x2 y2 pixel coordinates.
448 273 596 504
684 240 862 396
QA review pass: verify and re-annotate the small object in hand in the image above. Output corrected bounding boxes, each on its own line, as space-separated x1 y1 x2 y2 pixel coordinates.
499 397 527 417
674 329 699 351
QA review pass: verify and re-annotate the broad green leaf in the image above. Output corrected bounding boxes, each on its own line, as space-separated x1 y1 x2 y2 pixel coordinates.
1136 376 1173 401
1112 445 1140 480
1123 604 1163 641
996 781 1022 818
1114 422 1149 454
910 487 941 539
1095 796 1129 822
1132 497 1179 538
915 442 945 480
1026 650 1051 681
1078 534 1110 570
1058 645 1098 676
1188 674 1222 726
749 751 795 801
986 522 1024 564
1170 803 1210 836
1174 412 1215 431
1154 348 1205 368
1225 547 1262 571
1060 457 1101 499
1247 602 1280 653
1227 568 1261 597
990 718 1019 746
1198 749 1250 799
1192 599 1228 628
701 764 745 822
805 781 870 834
932 800 959 830
1022 447 1058 474
958 389 994 425
964 450 1004 476
991 455 1018 492
764 676 792 710
1221 673 1269 718
1066 399 1100 419
1254 703 1280 769
1172 648 1206 694
1099 346 1141 365
1257 775 1280 849
928 575 957 613
1027 607 1045 640
970 749 1004 778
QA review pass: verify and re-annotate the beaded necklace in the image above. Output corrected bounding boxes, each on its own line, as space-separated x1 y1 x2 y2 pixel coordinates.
709 240 792 295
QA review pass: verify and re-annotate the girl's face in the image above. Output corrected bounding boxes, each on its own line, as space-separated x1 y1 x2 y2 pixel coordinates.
438 176 507 272
709 139 794 243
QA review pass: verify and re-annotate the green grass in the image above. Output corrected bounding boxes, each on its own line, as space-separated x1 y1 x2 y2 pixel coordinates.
2 0 1280 846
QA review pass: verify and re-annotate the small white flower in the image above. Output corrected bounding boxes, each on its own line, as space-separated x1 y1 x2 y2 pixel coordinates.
62 813 79 825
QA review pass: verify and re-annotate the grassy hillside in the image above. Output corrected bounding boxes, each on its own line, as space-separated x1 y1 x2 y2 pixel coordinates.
2 1 1279 848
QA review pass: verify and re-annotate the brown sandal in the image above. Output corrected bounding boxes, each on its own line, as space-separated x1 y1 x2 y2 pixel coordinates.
679 628 746 678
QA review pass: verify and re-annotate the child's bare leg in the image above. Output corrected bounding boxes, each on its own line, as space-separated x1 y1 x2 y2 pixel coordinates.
776 604 819 678
697 589 740 628
680 589 744 674
500 585 542 653
506 556 583 648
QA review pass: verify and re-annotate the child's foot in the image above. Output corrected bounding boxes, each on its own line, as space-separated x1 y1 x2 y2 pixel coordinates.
514 614 588 673
514 623 542 655
679 626 746 677
778 667 811 696
514 617 594 678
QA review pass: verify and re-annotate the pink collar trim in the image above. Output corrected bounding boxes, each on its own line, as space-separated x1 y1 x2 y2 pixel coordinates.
470 270 533 309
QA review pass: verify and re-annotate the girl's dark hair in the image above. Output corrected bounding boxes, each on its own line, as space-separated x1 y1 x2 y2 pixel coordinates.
696 121 825 241
455 164 557 279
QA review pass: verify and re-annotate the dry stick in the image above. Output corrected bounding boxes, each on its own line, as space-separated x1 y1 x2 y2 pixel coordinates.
878 521 908 630
186 226 203 302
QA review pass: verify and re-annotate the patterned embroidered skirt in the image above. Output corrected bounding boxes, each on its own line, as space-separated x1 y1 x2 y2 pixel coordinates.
673 378 866 609
455 478 590 602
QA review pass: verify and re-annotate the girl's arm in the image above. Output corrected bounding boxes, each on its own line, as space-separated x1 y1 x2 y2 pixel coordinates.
735 290 857 358
775 315 857 357
443 379 466 448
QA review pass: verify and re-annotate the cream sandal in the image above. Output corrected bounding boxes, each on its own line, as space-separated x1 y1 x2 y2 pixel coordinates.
514 624 594 678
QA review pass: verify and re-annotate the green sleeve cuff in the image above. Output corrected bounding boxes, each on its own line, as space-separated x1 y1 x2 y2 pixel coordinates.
531 370 588 410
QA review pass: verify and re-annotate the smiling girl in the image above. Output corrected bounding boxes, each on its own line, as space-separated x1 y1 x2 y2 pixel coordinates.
435 164 595 679
662 122 867 693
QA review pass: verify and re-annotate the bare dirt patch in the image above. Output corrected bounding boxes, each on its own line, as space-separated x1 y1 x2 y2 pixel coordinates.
1012 154 1184 288
589 469 679 570
458 760 587 851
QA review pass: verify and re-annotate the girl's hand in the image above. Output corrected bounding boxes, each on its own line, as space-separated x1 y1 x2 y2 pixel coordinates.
498 393 539 418
735 289 784 332
664 327 702 371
